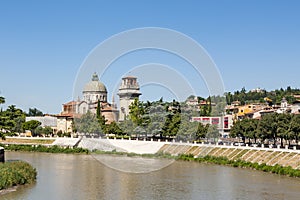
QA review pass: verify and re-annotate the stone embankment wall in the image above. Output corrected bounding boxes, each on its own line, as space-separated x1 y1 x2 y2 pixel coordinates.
158 143 300 169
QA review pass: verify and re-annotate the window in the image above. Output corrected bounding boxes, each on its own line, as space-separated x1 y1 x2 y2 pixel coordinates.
212 118 219 124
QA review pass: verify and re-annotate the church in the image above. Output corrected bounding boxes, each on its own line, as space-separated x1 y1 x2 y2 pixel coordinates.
56 73 119 133
56 73 141 133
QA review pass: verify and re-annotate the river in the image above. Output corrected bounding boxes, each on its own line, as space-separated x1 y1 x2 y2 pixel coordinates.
2 151 300 200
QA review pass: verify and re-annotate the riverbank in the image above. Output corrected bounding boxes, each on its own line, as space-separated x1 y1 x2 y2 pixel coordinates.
0 160 37 191
92 150 300 178
177 154 300 178
2 138 300 178
0 144 89 154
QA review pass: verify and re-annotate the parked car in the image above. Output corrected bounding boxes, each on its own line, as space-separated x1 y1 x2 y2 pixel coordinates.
233 142 246 146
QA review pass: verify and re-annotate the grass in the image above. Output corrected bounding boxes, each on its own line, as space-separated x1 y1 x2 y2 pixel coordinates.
176 154 300 178
0 144 89 154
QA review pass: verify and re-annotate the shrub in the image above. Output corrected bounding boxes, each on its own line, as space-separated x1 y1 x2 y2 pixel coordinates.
0 161 37 190
175 153 300 178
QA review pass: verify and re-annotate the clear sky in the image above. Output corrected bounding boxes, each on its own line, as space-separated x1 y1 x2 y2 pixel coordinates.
0 0 299 114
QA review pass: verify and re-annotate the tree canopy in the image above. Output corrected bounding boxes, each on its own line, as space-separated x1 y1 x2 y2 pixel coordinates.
27 108 43 116
230 113 300 146
73 111 104 136
22 120 42 136
0 96 5 105
0 104 26 138
225 86 300 106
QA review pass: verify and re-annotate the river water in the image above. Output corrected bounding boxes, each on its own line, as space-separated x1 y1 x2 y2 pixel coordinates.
2 151 300 200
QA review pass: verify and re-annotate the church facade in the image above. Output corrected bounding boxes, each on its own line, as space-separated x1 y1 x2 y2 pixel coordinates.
56 73 119 133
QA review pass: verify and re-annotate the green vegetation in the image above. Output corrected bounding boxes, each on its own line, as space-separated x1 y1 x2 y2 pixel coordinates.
22 120 41 137
0 161 37 190
74 98 209 140
225 86 300 105
27 108 43 117
230 113 300 146
0 96 50 138
73 111 104 136
0 144 89 154
176 154 300 177
124 98 217 141
0 104 26 139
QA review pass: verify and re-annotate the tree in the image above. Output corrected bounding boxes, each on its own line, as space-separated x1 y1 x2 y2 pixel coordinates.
148 104 167 138
225 92 233 105
231 118 259 144
35 126 44 136
200 98 210 116
27 108 43 116
43 126 53 137
0 96 5 105
12 116 25 133
134 126 146 138
22 120 42 136
96 100 106 130
162 112 181 138
244 119 259 144
105 122 123 136
289 115 300 144
257 113 278 144
176 120 198 141
73 111 104 136
129 98 146 126
197 123 210 140
276 113 292 147
206 125 219 143
230 120 246 143
0 105 25 136
118 119 135 136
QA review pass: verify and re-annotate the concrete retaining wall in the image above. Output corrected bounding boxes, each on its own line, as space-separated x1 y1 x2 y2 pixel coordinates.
158 143 300 169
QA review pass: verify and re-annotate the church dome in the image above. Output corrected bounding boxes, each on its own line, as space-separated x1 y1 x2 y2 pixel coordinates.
83 73 107 93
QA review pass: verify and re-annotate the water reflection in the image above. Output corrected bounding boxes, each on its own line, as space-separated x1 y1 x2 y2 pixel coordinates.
92 154 174 173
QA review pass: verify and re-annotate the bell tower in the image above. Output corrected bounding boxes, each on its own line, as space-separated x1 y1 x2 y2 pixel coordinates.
117 76 141 121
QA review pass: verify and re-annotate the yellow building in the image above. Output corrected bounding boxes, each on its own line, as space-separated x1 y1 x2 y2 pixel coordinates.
236 104 264 119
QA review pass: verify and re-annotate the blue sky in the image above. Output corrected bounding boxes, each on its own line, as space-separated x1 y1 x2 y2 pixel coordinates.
0 0 299 114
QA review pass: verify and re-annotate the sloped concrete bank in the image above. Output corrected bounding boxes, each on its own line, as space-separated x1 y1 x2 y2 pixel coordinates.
158 143 300 169
76 138 300 169
78 138 166 154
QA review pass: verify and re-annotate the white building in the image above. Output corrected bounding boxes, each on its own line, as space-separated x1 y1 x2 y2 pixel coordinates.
191 115 233 137
26 115 57 128
25 115 57 135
